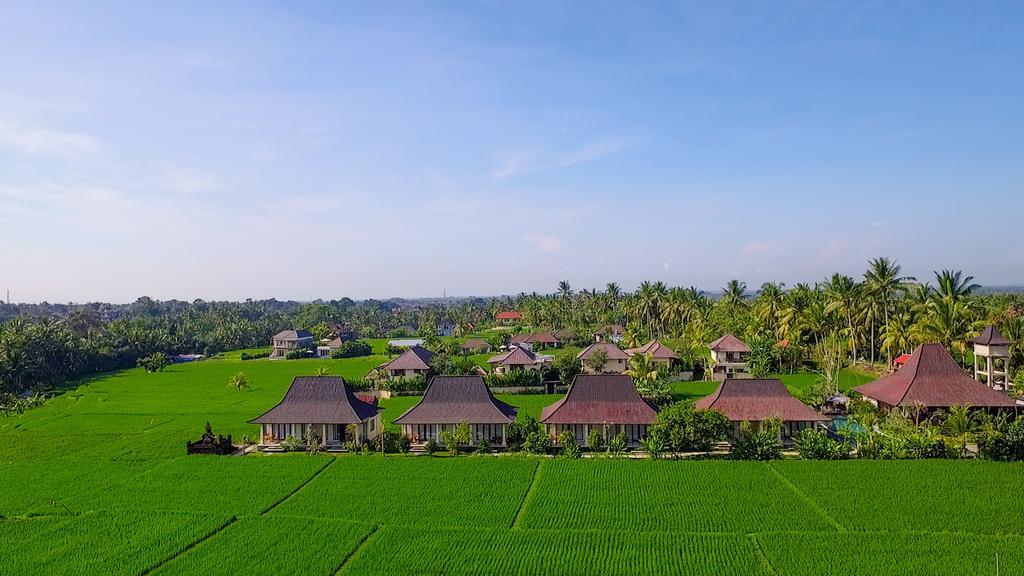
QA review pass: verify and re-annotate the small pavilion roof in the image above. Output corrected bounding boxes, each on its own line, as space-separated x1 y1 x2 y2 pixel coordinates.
250 377 380 424
708 334 750 353
541 374 658 425
973 325 1013 346
696 379 827 422
626 339 678 360
378 345 434 371
854 343 1016 409
577 342 631 361
461 338 491 350
393 376 517 425
487 346 538 366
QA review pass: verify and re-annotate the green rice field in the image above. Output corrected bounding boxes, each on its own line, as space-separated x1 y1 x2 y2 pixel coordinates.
2 352 1023 574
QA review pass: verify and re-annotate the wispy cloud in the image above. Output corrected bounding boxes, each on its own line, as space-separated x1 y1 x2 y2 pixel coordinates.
741 239 788 257
493 137 638 180
159 165 223 194
523 234 562 254
0 122 103 157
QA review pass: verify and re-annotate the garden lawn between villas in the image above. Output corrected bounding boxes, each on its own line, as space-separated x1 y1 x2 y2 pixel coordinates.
2 352 1022 575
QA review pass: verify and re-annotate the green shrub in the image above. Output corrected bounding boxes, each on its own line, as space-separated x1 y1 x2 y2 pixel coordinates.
486 369 543 388
331 340 373 359
607 432 627 458
439 422 471 455
523 429 552 455
794 429 851 460
586 428 605 452
424 439 439 455
240 351 270 361
639 429 666 459
558 431 581 459
137 352 168 373
475 437 492 456
285 348 311 360
978 417 1024 461
648 400 730 453
732 420 782 460
281 435 302 452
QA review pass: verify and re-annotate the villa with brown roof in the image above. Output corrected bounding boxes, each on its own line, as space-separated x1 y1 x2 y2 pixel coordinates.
696 378 828 441
594 324 625 343
487 346 550 375
708 334 751 381
375 345 435 380
541 374 658 448
393 375 518 447
854 343 1016 412
250 376 381 450
577 342 631 374
510 332 561 350
461 338 492 354
626 339 679 371
270 329 314 359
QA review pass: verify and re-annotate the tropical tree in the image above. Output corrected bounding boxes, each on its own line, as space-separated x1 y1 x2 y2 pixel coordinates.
227 372 249 391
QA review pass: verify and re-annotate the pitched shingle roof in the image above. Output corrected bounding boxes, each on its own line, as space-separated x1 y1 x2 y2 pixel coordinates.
273 329 313 341
973 325 1013 346
496 311 521 320
696 379 827 422
541 374 658 425
626 339 679 360
461 338 491 351
577 342 631 361
594 324 625 335
708 334 750 353
487 346 538 366
552 329 576 340
854 343 1016 409
250 376 380 424
393 376 517 425
379 345 434 371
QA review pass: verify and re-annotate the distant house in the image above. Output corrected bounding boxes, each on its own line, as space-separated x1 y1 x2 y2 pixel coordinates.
625 339 679 371
388 338 425 348
270 329 315 359
552 328 577 343
436 319 456 337
973 325 1013 389
461 338 493 354
249 376 381 450
328 323 359 341
594 324 625 343
854 343 1016 413
510 332 561 350
496 311 522 325
487 346 550 375
376 345 435 380
708 334 751 381
540 374 658 448
393 375 517 447
577 342 631 374
696 378 828 442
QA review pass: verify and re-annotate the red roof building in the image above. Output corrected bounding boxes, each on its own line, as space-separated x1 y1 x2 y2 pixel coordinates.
541 374 658 448
393 375 517 447
496 311 522 324
854 343 1016 411
695 378 828 440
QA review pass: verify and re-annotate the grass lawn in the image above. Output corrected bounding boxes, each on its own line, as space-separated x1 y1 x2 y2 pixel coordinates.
4 349 1024 575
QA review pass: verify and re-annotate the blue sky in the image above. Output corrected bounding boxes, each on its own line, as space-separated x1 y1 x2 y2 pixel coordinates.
1 1 1022 302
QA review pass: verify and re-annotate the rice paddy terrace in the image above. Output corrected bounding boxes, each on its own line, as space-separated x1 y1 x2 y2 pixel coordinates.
2 352 1022 575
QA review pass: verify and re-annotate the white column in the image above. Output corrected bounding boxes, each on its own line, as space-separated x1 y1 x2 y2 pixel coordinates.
986 356 993 388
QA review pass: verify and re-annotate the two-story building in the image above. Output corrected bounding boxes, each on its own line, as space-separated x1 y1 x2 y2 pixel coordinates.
708 334 751 381
270 329 315 359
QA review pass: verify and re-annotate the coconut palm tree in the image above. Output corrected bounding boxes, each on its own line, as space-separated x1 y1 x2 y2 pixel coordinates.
934 269 980 303
626 352 662 384
864 257 915 364
721 280 749 308
823 274 861 362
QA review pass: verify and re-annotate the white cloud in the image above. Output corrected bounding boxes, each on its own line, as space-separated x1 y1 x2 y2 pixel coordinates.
0 122 102 157
741 239 788 257
493 138 637 180
523 234 562 254
160 166 223 194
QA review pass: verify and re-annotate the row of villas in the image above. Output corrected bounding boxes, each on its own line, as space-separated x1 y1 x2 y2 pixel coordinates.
251 336 1017 452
